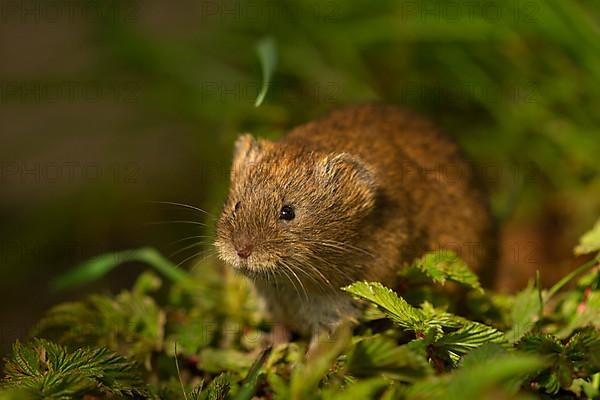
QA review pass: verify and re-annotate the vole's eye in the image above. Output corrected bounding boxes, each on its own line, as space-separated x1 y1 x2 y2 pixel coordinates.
234 201 241 212
279 205 295 221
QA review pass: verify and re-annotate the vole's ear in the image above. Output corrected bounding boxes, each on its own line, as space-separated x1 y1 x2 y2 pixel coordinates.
317 153 377 211
231 134 272 178
233 134 261 164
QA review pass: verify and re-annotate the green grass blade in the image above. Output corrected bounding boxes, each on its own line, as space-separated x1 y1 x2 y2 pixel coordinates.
254 36 277 107
51 247 189 290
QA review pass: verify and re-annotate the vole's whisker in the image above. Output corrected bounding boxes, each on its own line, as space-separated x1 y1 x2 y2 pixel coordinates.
280 260 308 301
305 252 356 284
174 248 216 269
148 220 206 227
148 200 214 217
195 249 218 264
286 259 324 290
169 242 211 259
289 255 335 292
306 239 374 257
309 238 368 252
174 252 200 269
278 263 300 299
167 235 214 247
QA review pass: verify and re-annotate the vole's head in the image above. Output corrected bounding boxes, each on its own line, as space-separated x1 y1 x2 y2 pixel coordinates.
215 134 377 288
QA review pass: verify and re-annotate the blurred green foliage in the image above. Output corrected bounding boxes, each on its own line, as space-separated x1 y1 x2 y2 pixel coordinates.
0 220 599 398
91 0 600 224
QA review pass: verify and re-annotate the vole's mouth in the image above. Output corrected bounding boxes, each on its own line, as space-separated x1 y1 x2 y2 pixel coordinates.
214 239 276 279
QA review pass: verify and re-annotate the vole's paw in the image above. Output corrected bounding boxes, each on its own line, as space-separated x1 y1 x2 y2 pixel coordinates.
264 323 291 347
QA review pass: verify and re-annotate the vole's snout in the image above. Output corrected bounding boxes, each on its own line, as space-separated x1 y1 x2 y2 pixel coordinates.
234 234 253 259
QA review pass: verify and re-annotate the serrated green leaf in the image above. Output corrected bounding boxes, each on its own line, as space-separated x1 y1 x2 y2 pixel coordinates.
34 281 165 369
343 282 426 331
434 323 506 364
414 251 483 292
516 332 584 394
205 373 232 400
517 333 564 354
565 327 600 375
1 339 147 398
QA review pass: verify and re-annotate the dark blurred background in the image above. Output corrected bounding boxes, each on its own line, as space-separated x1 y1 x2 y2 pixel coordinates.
1 0 599 357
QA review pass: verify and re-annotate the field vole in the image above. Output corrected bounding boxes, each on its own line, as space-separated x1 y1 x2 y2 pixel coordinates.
215 104 495 341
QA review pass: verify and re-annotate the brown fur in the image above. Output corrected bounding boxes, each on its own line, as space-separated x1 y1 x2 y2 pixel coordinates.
215 104 496 337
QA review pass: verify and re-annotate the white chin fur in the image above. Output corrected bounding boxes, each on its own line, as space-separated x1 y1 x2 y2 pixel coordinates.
215 241 271 274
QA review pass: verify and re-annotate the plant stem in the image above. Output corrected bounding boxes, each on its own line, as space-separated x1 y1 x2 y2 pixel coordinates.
547 258 599 300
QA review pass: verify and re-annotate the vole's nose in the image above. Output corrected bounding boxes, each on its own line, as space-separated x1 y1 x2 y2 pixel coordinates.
235 235 253 259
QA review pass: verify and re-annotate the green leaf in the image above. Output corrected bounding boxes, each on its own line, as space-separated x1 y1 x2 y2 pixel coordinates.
254 36 277 107
321 378 389 400
205 373 232 400
51 247 189 290
459 343 508 369
413 251 483 292
565 327 600 376
266 372 290 400
1 339 147 398
34 276 166 369
198 348 256 374
233 347 271 400
344 283 502 364
408 351 545 400
575 219 600 257
434 322 506 364
290 322 352 400
343 282 425 331
346 335 432 381
516 333 574 394
447 352 545 400
505 280 542 343
517 333 564 355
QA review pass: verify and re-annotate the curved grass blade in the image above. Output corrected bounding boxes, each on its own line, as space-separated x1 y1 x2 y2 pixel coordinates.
254 36 277 107
51 247 189 290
